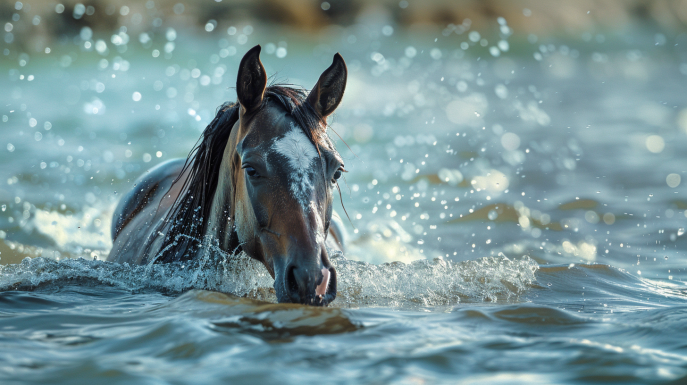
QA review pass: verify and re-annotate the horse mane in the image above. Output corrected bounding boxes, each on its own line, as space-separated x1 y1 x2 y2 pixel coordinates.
156 85 329 263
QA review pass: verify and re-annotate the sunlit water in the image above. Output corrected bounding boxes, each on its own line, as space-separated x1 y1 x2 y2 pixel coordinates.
2 14 687 384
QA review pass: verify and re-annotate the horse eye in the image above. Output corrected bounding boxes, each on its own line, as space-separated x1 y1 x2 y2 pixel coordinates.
244 166 258 178
332 170 342 181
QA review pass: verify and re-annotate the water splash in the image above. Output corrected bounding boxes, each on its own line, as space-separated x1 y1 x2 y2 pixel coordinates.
332 253 538 308
0 250 272 298
0 245 538 309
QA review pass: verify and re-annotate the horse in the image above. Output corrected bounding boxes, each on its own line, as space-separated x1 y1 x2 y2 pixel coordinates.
107 45 348 306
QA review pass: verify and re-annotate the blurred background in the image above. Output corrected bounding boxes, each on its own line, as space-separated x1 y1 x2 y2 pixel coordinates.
5 0 687 42
1 0 687 282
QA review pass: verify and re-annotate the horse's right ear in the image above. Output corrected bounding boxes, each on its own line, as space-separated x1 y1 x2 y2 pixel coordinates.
236 45 267 114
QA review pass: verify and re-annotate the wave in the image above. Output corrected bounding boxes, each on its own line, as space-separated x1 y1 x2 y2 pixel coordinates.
0 244 538 309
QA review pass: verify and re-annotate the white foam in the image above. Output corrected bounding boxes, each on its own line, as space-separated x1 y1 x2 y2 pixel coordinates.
29 204 113 257
0 246 273 299
331 253 539 308
0 240 539 309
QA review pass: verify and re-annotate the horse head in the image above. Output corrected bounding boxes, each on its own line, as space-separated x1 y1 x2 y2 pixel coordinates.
229 46 347 306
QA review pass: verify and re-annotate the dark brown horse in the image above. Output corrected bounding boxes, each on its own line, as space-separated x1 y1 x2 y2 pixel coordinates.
107 45 348 306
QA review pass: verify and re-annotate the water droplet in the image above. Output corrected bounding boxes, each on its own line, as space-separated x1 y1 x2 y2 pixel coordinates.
678 228 685 236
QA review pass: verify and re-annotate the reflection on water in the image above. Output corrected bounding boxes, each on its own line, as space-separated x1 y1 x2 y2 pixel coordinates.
1 5 687 384
169 290 360 338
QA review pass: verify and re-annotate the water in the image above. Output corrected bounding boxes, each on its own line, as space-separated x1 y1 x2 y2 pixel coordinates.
2 14 687 384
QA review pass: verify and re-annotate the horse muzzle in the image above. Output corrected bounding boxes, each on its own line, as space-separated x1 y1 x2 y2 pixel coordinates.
283 263 337 306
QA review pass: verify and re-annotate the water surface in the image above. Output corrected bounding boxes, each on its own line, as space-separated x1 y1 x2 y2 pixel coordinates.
2 15 687 384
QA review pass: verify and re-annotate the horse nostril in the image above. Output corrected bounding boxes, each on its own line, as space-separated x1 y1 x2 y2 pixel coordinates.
285 265 300 302
284 263 334 305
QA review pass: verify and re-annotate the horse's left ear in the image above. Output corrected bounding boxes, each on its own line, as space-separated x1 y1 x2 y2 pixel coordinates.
306 53 347 119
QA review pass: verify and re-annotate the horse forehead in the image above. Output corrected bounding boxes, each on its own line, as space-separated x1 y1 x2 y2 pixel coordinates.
270 123 319 172
268 123 324 211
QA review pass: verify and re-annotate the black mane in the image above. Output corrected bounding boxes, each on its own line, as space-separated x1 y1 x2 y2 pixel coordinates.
156 85 329 262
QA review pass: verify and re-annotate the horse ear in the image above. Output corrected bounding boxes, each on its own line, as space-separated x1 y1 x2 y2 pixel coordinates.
236 45 267 113
306 53 347 119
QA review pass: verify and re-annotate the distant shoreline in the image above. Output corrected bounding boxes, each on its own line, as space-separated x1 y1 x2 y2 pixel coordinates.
2 0 686 46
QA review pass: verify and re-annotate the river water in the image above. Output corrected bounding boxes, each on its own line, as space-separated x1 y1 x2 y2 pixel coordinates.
1 16 687 384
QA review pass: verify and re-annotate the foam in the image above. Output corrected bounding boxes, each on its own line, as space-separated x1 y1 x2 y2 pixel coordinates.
0 242 539 309
331 253 539 308
30 205 113 256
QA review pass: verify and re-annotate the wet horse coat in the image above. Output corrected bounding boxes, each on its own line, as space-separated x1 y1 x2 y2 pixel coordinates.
108 45 347 306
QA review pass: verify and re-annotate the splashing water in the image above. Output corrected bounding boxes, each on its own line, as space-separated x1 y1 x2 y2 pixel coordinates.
332 253 538 307
0 247 537 309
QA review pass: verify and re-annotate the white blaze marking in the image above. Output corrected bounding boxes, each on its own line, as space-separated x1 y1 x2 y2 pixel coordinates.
271 124 319 208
